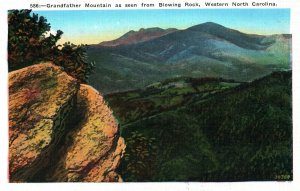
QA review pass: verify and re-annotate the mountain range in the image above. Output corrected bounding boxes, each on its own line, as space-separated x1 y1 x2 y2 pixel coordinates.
87 22 291 94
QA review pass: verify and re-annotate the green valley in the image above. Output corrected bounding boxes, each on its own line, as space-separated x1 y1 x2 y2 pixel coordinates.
105 71 292 181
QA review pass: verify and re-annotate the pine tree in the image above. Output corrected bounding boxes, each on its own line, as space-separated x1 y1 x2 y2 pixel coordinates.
8 9 95 83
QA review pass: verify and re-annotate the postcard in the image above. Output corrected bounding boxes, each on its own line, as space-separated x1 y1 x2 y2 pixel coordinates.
1 0 299 190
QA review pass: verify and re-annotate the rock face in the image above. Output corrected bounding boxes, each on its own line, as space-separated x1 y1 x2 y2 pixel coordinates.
9 62 125 182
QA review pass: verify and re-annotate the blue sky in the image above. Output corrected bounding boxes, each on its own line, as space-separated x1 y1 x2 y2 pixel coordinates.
34 9 290 45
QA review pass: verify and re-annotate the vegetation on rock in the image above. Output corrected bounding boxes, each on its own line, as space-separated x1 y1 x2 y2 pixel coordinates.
8 9 95 82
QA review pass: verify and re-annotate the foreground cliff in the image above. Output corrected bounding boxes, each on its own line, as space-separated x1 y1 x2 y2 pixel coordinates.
9 62 125 182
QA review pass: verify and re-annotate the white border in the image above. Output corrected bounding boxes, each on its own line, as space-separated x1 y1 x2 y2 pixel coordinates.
1 0 300 190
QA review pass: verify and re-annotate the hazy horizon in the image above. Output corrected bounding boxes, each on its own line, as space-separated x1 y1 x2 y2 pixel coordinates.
33 9 290 45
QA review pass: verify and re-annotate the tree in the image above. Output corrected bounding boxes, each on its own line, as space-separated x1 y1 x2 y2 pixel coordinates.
120 131 157 181
8 9 94 83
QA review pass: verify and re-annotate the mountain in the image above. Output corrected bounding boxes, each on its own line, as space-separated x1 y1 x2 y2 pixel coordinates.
9 63 125 182
98 27 177 47
87 22 291 94
187 22 268 50
105 71 292 181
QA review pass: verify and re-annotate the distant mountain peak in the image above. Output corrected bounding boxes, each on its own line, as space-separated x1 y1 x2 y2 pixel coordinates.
99 27 177 47
188 22 229 32
198 21 223 26
187 22 267 49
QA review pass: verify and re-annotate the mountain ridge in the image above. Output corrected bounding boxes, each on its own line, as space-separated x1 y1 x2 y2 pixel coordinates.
98 27 177 47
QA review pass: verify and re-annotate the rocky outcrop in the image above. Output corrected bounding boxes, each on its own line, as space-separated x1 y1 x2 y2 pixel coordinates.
9 62 125 182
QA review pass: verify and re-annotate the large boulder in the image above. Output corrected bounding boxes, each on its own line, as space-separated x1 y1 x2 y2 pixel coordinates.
9 62 125 182
46 84 125 182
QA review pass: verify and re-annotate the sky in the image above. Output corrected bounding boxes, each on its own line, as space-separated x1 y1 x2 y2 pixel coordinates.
34 9 290 45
